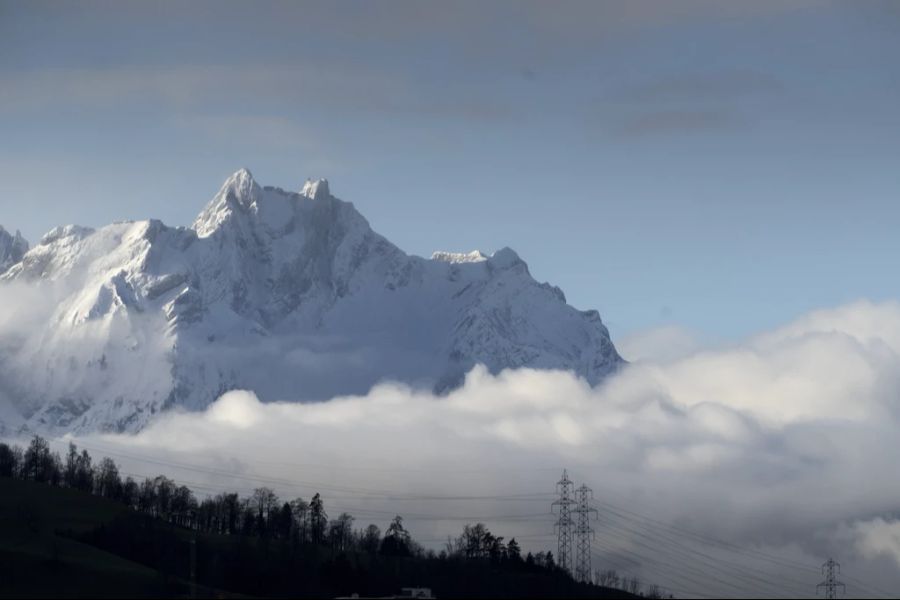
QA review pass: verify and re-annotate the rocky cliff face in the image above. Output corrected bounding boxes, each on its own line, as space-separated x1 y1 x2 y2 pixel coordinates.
0 226 28 274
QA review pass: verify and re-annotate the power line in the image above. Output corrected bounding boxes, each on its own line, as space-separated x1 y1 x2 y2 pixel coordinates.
551 469 576 574
591 499 892 599
68 439 573 475
79 442 555 502
593 510 808 598
119 469 557 524
68 443 894 598
594 522 792 598
596 504 811 594
572 483 597 584
817 558 846 599
590 539 741 599
73 439 888 595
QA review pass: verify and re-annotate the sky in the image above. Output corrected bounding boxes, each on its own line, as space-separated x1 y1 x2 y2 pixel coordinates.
1 0 899 343
3 3 900 596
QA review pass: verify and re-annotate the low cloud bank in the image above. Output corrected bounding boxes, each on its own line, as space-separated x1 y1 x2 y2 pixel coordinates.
43 300 900 595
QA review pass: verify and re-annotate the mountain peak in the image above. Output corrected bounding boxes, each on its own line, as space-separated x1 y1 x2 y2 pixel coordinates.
0 224 27 242
489 247 524 270
193 168 262 237
301 178 330 200
0 225 29 274
222 168 259 204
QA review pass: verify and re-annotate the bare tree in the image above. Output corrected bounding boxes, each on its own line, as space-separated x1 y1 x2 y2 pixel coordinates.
597 568 620 588
460 523 492 559
95 457 122 499
507 538 521 562
626 576 641 595
0 443 21 478
23 435 59 483
251 487 280 533
361 524 381 555
328 512 354 552
290 497 309 542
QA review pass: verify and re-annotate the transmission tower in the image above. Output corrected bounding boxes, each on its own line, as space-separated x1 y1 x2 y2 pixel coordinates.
572 483 598 584
816 558 846 599
551 469 576 574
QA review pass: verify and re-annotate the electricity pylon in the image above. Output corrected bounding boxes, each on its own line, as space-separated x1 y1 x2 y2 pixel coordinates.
552 470 576 574
572 483 598 583
816 558 846 599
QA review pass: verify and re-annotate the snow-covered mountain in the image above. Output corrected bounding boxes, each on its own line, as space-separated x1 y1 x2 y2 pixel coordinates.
0 169 622 434
0 226 28 274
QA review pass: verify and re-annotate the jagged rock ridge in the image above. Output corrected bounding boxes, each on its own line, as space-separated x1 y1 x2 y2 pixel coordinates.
0 226 29 274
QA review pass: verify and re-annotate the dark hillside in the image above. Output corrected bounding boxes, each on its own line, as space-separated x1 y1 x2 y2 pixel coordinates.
0 439 652 598
0 478 235 598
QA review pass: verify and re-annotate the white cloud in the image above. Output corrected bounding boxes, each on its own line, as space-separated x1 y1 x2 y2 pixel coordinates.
0 280 63 338
852 518 900 568
4 298 900 595
616 324 704 362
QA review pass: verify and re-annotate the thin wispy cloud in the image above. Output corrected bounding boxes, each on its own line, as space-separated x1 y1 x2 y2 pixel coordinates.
0 64 516 123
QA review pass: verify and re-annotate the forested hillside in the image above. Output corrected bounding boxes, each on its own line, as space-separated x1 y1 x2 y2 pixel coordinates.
0 436 651 598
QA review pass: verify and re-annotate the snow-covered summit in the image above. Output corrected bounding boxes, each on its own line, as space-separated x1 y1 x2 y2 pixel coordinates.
0 169 623 434
431 250 488 264
300 178 330 200
192 167 260 237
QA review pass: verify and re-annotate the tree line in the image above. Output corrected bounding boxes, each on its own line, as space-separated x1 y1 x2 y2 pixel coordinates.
0 436 418 555
0 435 663 598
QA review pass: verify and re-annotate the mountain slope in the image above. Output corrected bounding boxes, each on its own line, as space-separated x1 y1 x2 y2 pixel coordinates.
0 169 622 434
